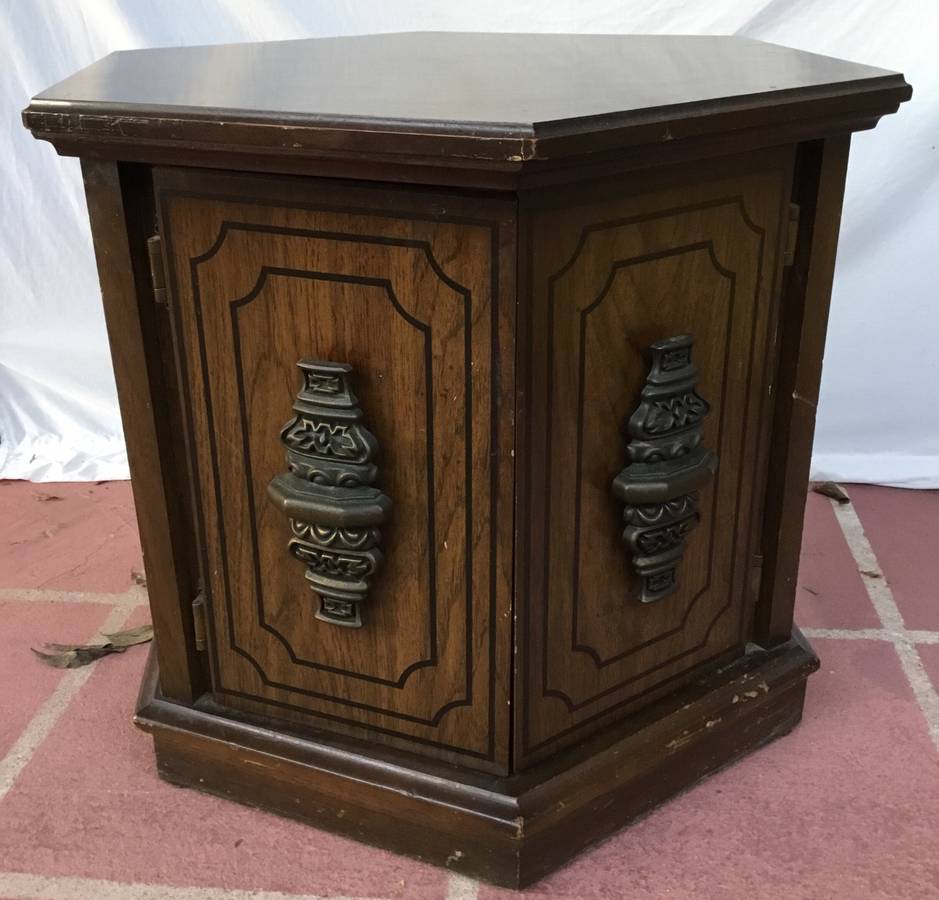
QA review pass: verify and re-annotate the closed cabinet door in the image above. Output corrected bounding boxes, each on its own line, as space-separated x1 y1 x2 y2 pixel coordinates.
517 148 795 766
154 170 514 773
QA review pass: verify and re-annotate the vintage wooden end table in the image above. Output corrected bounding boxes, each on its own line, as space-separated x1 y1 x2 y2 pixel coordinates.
24 32 910 887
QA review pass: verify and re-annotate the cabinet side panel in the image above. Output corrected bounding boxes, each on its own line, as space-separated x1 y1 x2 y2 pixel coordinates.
756 136 851 646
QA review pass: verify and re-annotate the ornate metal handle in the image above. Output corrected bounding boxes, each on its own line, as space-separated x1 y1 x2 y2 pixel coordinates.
267 360 391 628
611 335 717 604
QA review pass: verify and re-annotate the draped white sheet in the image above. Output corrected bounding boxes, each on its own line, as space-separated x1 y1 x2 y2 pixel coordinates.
2 0 936 485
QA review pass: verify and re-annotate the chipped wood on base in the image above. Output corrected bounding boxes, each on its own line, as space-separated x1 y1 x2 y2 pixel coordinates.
136 632 817 888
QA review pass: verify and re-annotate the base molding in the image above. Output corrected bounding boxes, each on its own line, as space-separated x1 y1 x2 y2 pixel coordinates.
135 630 818 888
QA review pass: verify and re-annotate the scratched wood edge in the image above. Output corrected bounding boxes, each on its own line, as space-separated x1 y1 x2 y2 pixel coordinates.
135 632 817 888
22 73 909 163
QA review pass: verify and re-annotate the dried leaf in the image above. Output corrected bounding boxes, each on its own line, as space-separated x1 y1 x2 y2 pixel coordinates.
31 623 152 669
32 643 126 669
101 623 154 647
31 648 78 668
811 481 851 504
42 641 92 652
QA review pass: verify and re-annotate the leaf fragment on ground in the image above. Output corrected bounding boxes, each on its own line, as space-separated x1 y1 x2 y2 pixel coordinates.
32 644 127 669
31 624 153 669
101 623 154 647
811 481 851 504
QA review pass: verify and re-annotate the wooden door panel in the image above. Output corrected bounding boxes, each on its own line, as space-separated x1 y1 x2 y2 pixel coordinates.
154 171 514 772
519 149 794 765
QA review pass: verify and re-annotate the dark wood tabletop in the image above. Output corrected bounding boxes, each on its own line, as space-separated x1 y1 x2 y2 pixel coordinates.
24 32 910 163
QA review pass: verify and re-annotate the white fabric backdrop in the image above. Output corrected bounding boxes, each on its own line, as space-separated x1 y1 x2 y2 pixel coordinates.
2 0 937 486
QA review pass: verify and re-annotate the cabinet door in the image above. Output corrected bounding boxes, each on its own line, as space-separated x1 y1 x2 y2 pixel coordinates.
154 170 514 773
517 148 795 766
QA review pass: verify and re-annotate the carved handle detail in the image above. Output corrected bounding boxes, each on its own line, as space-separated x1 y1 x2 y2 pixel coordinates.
267 360 391 628
611 335 717 604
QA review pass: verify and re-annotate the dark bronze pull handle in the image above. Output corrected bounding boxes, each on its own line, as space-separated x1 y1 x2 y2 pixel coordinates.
267 360 391 628
612 335 717 603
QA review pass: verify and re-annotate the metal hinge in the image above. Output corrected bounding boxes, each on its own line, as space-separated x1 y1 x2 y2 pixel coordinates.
191 591 207 651
782 203 801 267
146 234 167 305
750 553 765 604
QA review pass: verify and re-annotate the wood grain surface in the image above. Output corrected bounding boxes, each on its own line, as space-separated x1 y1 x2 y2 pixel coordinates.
154 169 515 772
515 147 796 764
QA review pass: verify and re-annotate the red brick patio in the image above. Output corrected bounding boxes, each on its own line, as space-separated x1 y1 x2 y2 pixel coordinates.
1 481 937 899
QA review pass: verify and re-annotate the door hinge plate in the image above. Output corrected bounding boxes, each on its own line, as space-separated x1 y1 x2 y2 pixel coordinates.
750 553 765 604
192 591 207 651
146 234 167 305
783 203 801 267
